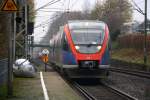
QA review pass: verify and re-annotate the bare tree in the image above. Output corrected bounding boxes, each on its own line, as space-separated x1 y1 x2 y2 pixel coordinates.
91 0 133 40
47 11 92 39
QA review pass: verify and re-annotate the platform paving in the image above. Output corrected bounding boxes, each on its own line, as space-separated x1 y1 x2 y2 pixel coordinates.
43 72 83 100
5 67 83 100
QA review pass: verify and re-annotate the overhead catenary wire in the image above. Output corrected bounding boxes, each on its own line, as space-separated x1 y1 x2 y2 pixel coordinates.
37 10 65 12
34 21 52 29
34 0 73 36
34 20 53 29
35 0 61 12
34 0 68 29
30 0 62 15
34 14 60 28
41 8 65 10
131 0 145 15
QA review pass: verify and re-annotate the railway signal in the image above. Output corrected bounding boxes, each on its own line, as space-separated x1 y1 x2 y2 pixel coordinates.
42 49 49 55
42 49 49 72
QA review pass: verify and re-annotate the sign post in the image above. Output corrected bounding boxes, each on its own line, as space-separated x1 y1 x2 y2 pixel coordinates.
1 0 18 96
42 49 49 72
43 55 48 72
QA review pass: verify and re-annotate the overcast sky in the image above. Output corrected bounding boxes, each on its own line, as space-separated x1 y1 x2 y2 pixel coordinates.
34 0 150 42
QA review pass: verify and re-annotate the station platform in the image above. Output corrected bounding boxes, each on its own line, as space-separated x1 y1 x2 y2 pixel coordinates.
10 66 83 100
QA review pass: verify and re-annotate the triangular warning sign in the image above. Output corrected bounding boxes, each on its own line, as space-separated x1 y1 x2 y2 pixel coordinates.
1 0 18 12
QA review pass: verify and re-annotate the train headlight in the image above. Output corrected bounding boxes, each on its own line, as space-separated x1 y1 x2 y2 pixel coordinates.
97 46 102 50
75 46 80 50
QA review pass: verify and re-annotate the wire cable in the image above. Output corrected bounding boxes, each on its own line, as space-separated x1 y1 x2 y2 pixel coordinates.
37 9 65 12
131 0 145 15
34 14 60 28
30 0 57 15
34 0 61 13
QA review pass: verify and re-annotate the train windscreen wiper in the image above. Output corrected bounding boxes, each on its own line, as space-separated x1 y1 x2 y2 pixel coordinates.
87 42 97 47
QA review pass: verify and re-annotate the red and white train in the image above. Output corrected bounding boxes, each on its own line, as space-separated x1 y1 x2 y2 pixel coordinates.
49 20 110 78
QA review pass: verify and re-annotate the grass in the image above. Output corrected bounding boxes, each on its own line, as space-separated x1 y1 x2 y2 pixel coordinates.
111 41 119 49
11 76 44 100
111 48 150 66
0 73 44 100
0 84 7 100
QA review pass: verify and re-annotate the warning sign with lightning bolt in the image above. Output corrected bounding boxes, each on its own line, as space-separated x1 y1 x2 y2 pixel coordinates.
1 0 18 12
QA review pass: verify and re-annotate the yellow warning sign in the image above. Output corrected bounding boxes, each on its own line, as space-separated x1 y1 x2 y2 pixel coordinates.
42 55 48 63
1 0 18 12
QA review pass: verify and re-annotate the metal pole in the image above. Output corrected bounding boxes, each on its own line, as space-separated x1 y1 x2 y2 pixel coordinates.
31 36 34 59
8 2 17 96
13 11 16 63
144 0 147 69
28 36 30 60
25 1 28 59
7 13 13 97
28 35 31 60
45 62 47 72
44 55 46 72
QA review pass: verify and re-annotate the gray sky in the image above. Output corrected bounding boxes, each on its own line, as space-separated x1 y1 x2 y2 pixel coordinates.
132 0 150 22
34 0 150 42
34 0 96 42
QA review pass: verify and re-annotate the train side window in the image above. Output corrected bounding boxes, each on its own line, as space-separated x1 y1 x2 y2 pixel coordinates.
63 35 69 51
53 41 55 55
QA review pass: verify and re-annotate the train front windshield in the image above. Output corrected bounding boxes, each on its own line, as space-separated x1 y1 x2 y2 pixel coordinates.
69 22 106 53
71 29 105 53
71 29 104 45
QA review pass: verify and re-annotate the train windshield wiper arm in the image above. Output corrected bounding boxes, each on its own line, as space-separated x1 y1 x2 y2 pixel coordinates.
87 43 93 47
87 42 98 47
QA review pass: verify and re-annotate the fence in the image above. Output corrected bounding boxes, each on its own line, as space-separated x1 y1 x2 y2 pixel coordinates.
0 59 8 85
117 34 150 50
111 33 150 70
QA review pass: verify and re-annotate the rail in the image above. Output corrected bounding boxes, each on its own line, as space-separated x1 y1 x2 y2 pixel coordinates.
109 67 150 79
73 82 97 100
74 81 138 100
102 82 138 100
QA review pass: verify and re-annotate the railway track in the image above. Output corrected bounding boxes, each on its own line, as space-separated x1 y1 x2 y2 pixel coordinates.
109 67 150 79
73 82 97 100
42 62 140 100
73 81 138 100
37 62 139 100
102 82 138 100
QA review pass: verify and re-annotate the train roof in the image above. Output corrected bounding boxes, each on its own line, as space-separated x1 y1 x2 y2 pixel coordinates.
68 20 105 23
68 20 106 30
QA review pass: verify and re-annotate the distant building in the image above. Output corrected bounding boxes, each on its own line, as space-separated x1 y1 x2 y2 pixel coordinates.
121 20 150 34
121 21 140 34
137 20 150 33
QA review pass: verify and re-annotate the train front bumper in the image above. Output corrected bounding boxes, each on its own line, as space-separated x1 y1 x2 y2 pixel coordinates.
62 65 109 78
62 64 110 69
